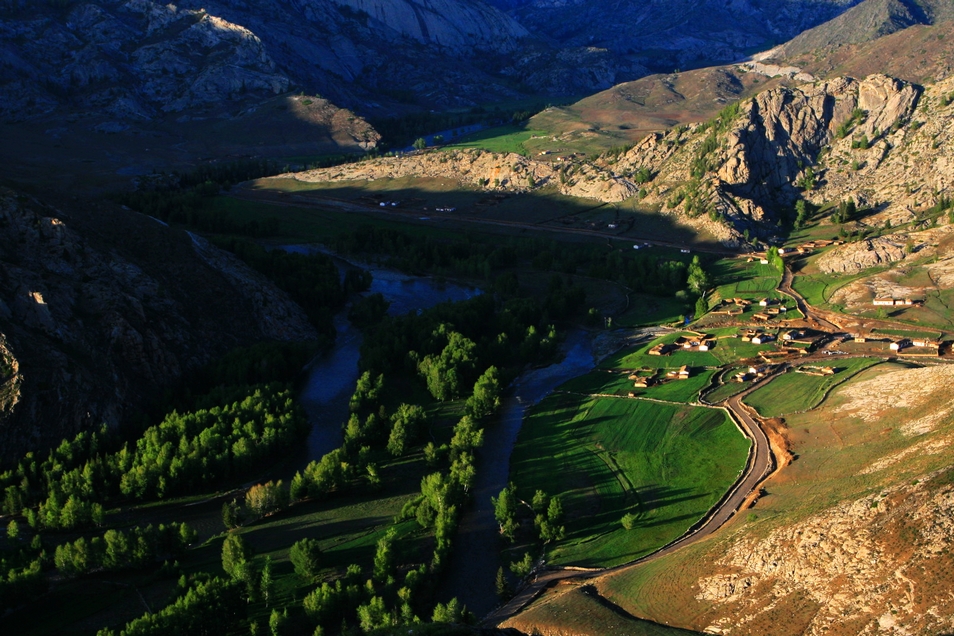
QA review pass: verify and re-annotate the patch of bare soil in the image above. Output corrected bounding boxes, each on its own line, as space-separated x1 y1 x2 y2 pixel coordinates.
831 365 954 433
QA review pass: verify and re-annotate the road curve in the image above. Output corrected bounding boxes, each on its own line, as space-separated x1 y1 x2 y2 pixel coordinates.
481 375 779 627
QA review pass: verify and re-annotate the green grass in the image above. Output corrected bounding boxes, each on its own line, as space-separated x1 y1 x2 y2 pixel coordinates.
557 369 717 404
743 357 882 417
444 125 546 155
701 366 753 403
507 585 703 636
615 294 687 328
599 359 954 633
710 258 782 302
510 396 750 567
602 334 721 370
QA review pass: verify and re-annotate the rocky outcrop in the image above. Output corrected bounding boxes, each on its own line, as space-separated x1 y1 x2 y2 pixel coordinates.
0 1 290 121
288 148 640 202
696 466 954 635
814 234 909 273
0 188 316 463
611 73 923 242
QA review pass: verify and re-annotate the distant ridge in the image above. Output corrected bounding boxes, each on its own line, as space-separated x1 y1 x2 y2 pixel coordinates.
778 0 954 57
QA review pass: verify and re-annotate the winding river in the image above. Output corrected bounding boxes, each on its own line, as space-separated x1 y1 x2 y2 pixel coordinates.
298 267 480 461
291 250 597 617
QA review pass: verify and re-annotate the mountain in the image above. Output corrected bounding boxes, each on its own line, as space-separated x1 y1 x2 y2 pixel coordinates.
0 187 316 463
493 0 864 72
776 0 954 57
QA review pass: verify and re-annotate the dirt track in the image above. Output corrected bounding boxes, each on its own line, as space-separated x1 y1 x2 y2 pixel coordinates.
231 185 738 256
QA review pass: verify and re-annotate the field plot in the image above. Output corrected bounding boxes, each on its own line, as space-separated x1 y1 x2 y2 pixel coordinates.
558 369 716 403
710 258 782 301
510 395 749 567
743 357 882 417
702 366 754 403
444 125 546 155
615 294 687 327
604 334 720 369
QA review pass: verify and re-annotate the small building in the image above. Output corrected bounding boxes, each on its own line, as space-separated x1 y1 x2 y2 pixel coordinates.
911 337 941 350
782 330 803 341
751 333 775 345
758 298 772 307
752 313 771 321
649 343 673 356
889 339 910 351
873 298 897 306
666 366 691 380
854 335 867 343
760 258 769 265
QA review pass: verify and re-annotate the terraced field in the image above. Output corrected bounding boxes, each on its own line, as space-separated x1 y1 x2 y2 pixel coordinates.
510 395 750 567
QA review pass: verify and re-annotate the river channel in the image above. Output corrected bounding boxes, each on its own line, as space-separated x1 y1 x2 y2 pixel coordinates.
292 251 597 618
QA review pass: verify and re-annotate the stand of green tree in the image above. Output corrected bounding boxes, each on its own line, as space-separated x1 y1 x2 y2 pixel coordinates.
53 522 196 576
334 225 693 300
96 575 245 636
0 383 304 532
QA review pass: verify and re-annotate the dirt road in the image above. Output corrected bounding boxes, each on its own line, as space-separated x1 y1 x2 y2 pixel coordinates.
231 185 739 256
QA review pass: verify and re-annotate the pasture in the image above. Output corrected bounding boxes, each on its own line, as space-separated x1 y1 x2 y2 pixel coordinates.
510 395 749 567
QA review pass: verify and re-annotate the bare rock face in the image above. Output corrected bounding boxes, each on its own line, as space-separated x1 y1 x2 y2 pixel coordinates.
288 148 640 202
0 188 316 463
0 0 290 122
814 234 909 273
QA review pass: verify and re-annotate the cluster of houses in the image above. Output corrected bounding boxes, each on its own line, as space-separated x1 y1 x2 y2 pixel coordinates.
795 365 836 376
733 364 777 383
888 336 941 354
871 298 923 307
739 328 775 345
846 333 943 356
776 239 843 257
627 364 692 389
649 333 717 355
711 297 790 321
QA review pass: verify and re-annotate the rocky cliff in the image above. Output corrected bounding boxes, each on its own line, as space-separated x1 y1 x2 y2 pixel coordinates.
282 72 953 248
611 73 933 243
0 187 316 464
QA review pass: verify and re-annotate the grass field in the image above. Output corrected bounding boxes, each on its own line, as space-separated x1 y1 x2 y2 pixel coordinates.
510 396 750 567
710 258 782 302
614 294 687 328
444 125 546 155
743 357 882 417
701 366 753 403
